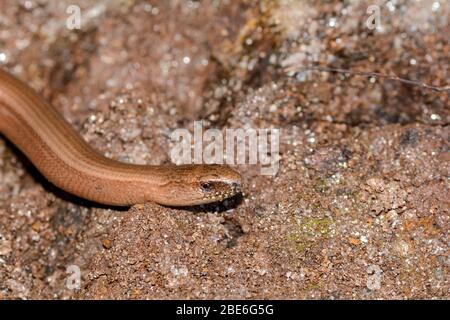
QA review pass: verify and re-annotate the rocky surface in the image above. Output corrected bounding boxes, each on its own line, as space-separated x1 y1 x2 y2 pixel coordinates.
0 0 448 299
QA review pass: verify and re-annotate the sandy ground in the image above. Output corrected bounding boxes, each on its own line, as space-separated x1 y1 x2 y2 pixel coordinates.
0 0 448 299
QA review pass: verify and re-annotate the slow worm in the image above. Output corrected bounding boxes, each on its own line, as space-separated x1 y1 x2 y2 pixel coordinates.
0 69 241 206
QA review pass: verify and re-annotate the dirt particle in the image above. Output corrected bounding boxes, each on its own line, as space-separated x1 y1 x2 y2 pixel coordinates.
102 239 112 249
348 237 361 246
400 128 419 148
0 239 12 256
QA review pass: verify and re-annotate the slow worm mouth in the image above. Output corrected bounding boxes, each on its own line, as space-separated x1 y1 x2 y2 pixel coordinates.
202 182 242 202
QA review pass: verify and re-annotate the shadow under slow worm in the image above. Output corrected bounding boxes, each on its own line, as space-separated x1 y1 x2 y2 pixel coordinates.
0 68 242 207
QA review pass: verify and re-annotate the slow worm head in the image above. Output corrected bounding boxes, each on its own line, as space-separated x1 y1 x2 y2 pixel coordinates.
0 68 242 206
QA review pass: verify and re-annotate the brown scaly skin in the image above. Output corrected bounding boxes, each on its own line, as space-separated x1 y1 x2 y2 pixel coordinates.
0 68 242 207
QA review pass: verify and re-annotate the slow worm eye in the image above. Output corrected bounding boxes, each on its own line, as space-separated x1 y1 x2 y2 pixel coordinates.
200 182 212 192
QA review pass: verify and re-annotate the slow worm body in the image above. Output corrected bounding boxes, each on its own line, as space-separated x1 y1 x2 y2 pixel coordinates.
0 69 241 206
